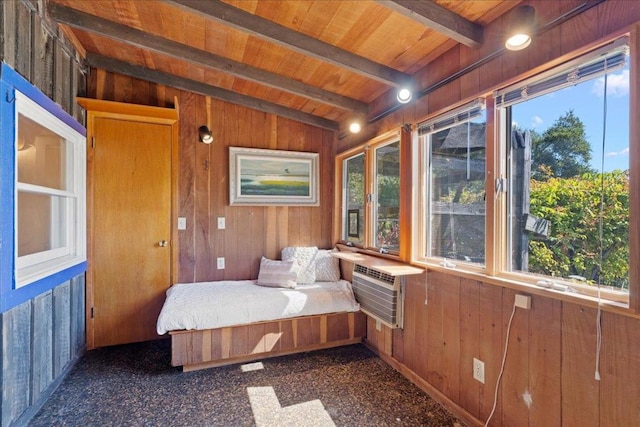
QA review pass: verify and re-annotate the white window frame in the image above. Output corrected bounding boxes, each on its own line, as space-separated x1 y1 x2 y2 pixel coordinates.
494 37 631 304
413 98 487 270
14 90 86 288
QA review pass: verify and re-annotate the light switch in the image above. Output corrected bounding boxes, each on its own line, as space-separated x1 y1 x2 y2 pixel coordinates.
217 217 225 229
177 217 186 230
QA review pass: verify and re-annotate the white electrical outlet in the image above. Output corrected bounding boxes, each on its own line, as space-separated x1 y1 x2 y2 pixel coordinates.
177 217 186 230
217 257 225 270
217 217 225 229
515 294 531 309
473 358 485 384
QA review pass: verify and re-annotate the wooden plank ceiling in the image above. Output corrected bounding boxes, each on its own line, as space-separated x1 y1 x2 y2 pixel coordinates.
48 0 519 131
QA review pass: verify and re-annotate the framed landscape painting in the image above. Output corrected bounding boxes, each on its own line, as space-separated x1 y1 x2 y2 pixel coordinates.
229 147 319 206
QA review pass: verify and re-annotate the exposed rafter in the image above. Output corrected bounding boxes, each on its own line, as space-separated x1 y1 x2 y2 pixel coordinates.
378 0 483 48
166 0 413 87
48 3 368 114
86 53 340 131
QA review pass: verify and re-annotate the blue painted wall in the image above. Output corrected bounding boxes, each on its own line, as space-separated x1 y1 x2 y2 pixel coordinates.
1 2 89 425
0 62 87 313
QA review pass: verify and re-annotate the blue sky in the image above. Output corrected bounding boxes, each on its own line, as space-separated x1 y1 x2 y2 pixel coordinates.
512 62 630 172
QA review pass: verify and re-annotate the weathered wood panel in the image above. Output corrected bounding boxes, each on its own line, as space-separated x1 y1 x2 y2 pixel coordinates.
32 291 53 403
70 275 86 357
53 281 71 378
1 302 31 427
15 0 32 80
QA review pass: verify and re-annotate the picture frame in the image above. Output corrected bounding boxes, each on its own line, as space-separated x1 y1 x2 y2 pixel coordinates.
347 209 360 238
229 147 319 206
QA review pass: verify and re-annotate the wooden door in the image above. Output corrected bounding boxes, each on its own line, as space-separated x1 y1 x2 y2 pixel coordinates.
91 117 172 347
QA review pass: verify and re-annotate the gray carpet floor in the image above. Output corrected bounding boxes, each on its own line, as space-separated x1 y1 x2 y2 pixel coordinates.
30 340 464 426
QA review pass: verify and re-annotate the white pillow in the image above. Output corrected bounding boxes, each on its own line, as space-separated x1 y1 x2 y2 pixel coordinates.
256 257 299 289
315 249 341 282
281 246 318 284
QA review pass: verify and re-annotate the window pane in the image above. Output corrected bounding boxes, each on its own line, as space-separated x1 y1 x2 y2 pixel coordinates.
344 154 365 244
375 141 400 250
428 113 486 264
17 113 69 190
508 61 629 291
18 192 68 257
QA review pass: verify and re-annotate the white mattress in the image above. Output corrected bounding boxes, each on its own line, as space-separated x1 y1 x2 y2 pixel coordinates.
156 279 360 334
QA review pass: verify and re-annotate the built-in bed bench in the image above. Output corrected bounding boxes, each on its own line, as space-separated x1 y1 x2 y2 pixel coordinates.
170 310 366 372
157 247 366 371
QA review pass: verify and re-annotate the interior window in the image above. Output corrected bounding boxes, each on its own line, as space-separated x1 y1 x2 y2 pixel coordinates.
498 39 630 301
14 91 86 288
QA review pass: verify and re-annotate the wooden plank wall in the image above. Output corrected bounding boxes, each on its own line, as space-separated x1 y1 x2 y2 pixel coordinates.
0 0 87 123
1 276 86 427
364 272 640 426
351 2 640 425
1 1 87 426
87 70 336 283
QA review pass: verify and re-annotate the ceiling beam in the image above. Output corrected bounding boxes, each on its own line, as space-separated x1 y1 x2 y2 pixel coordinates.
166 0 412 87
48 3 367 114
378 0 483 48
86 53 340 131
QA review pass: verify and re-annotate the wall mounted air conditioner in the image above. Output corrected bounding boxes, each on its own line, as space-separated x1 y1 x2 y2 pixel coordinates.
351 264 404 329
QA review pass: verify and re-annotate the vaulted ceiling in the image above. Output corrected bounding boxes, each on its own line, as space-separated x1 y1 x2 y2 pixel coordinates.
48 0 521 131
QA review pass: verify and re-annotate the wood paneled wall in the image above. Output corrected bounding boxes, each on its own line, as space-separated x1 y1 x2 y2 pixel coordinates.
364 272 640 426
2 277 86 427
353 1 640 426
87 70 336 283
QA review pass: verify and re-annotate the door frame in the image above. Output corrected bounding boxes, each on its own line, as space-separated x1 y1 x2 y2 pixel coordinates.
78 97 179 350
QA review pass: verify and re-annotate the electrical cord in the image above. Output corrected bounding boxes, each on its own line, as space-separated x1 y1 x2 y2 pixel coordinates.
594 60 610 382
484 302 517 427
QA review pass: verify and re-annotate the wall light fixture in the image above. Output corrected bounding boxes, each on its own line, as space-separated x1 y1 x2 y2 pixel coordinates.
198 125 213 144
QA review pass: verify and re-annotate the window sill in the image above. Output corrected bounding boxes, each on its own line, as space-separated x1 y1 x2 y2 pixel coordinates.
334 244 422 276
413 260 638 320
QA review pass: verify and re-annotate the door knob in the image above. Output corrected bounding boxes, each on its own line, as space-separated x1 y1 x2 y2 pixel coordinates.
159 240 168 247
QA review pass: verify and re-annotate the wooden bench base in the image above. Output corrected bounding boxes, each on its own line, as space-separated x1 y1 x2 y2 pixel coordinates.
170 311 367 371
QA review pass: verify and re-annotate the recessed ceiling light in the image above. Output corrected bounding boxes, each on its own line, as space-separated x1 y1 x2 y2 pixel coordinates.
505 5 535 51
397 87 412 104
349 122 362 134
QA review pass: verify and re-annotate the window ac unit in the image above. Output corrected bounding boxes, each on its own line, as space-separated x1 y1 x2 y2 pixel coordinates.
351 264 404 329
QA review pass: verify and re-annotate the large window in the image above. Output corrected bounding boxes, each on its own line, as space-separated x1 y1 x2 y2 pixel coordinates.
496 38 630 302
416 99 487 267
14 90 86 288
339 133 401 253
